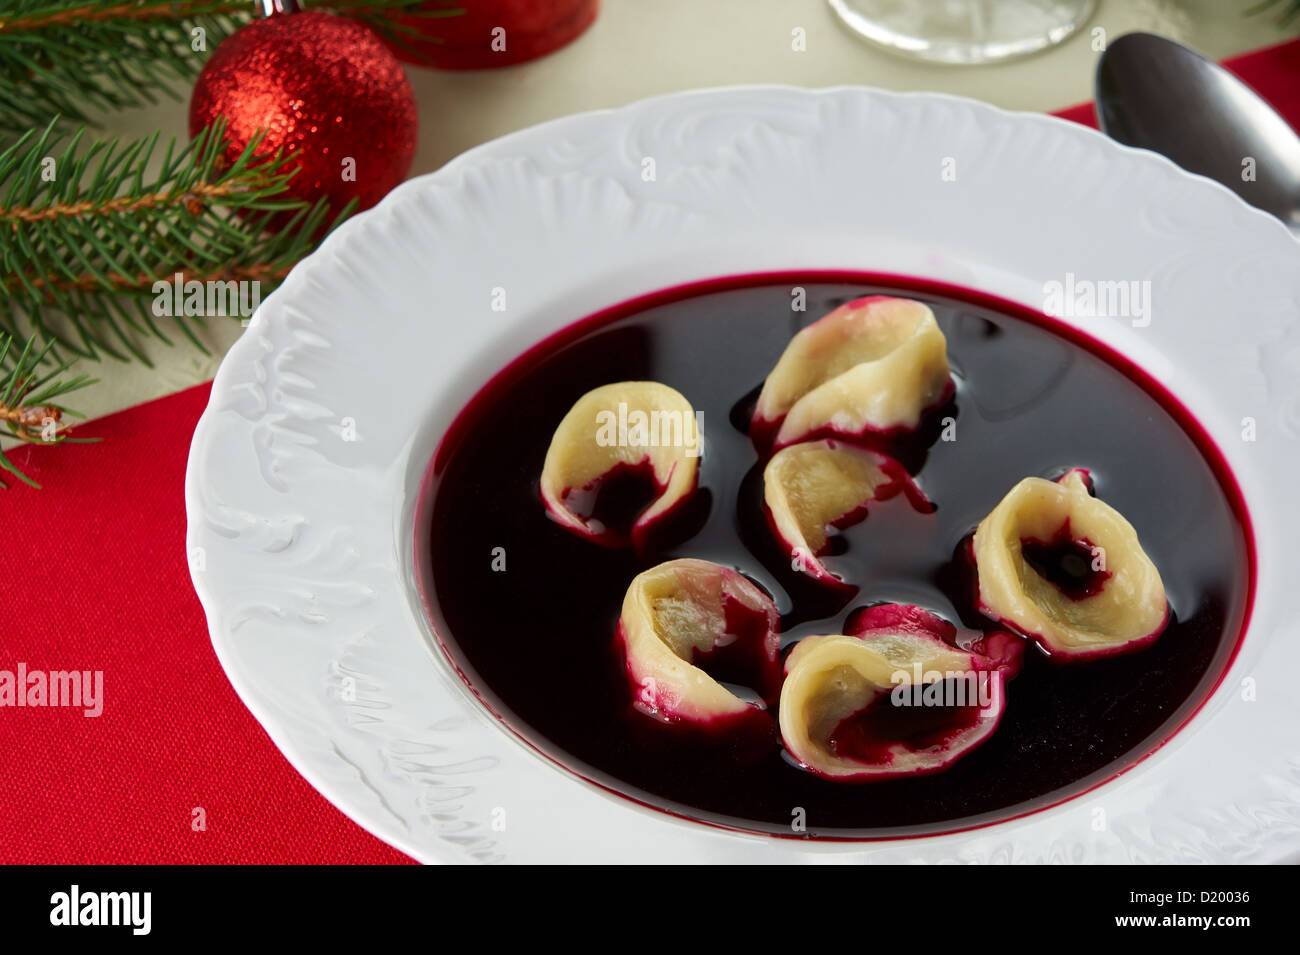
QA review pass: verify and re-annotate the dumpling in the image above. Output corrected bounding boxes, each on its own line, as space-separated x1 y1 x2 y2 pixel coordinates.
779 604 1022 780
751 296 952 449
617 559 781 727
763 439 931 586
972 468 1168 660
541 381 700 548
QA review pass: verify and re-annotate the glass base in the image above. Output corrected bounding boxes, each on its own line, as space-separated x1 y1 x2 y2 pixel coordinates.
827 0 1098 65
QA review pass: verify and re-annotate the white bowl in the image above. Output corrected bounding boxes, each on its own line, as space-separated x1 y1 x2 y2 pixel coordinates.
185 86 1300 864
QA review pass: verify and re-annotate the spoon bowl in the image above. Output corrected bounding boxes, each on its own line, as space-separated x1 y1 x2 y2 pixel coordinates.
1096 32 1300 233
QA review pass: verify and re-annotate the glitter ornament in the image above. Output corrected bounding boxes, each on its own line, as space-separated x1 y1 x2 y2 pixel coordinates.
189 5 417 215
383 0 599 70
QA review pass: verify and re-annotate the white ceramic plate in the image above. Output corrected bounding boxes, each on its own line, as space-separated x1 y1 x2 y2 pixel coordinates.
185 86 1300 864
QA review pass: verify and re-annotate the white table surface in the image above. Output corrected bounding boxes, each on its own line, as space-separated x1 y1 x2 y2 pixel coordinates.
63 0 1295 420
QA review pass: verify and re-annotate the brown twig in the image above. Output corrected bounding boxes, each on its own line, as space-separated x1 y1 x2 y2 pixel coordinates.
1 401 62 430
0 0 422 34
0 375 65 440
0 1 246 32
4 262 294 299
0 181 237 223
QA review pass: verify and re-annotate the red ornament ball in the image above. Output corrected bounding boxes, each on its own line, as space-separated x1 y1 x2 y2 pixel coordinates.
189 10 418 214
384 0 599 70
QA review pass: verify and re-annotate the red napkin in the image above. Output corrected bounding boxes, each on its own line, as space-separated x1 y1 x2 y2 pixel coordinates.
2 39 1296 865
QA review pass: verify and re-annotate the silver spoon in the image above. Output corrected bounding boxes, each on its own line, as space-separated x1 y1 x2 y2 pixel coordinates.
1096 31 1300 235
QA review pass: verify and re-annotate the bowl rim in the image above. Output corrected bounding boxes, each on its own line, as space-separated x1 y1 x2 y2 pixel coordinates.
187 84 1300 863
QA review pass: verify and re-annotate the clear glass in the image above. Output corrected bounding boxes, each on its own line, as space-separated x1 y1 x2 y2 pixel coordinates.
827 0 1098 65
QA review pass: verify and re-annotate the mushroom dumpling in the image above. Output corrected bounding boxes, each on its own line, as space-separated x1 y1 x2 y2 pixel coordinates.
779 604 1022 780
618 559 781 727
540 381 700 548
751 296 952 449
972 469 1168 661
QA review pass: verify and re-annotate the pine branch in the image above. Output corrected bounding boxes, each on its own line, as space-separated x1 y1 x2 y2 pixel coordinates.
0 117 353 366
0 2 465 484
0 1 242 135
1246 0 1300 24
0 329 96 488
0 0 463 136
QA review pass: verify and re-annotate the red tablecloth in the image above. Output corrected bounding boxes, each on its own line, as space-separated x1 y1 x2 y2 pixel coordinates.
2 38 1296 864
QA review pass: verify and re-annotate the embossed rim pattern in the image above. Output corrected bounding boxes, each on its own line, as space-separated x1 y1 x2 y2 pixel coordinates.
185 86 1300 864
